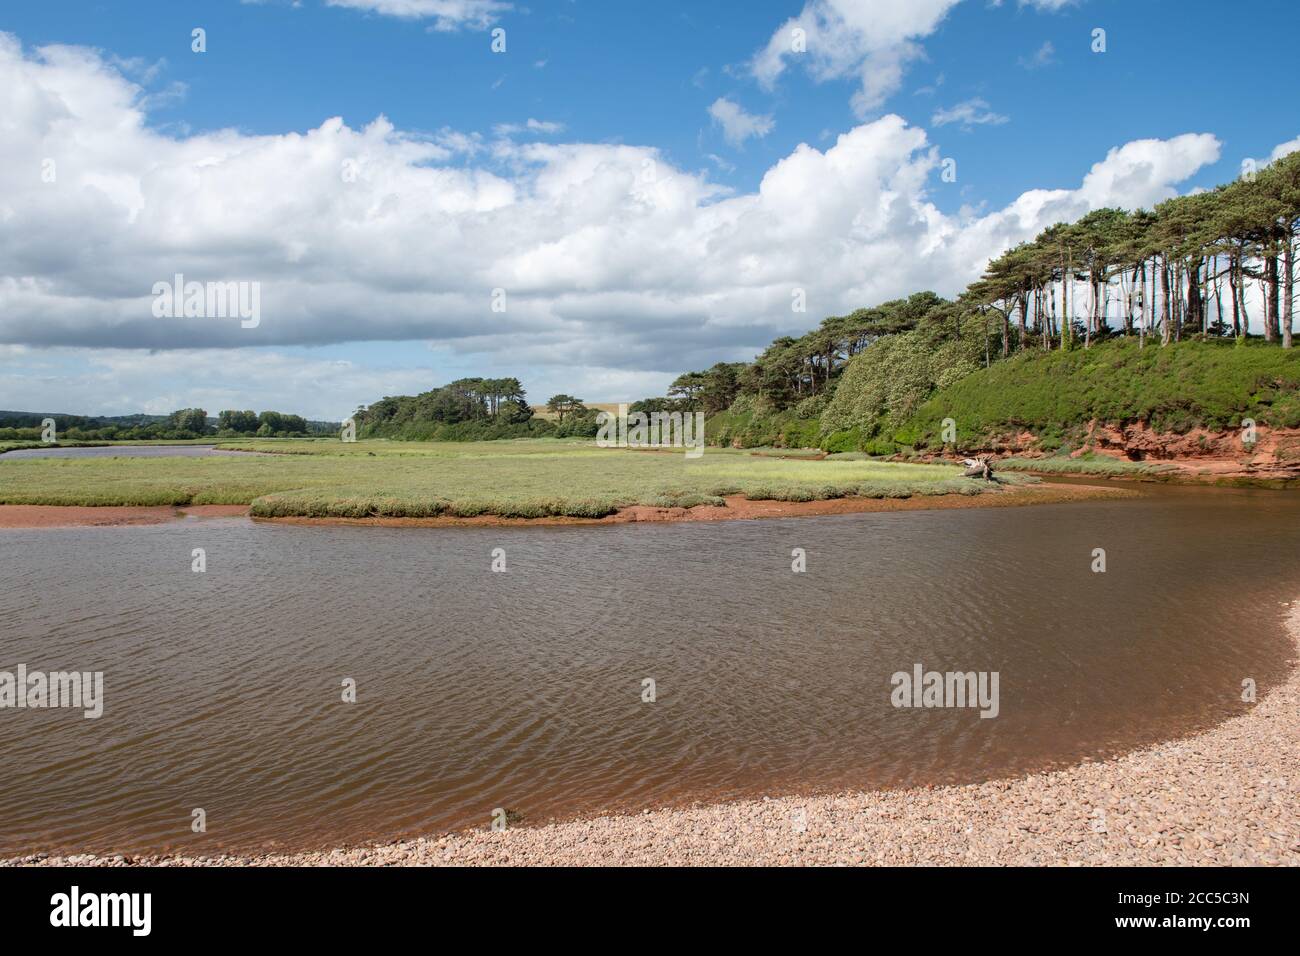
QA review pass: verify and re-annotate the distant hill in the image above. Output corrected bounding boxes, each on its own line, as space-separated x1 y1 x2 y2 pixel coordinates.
0 410 169 427
531 402 623 422
0 410 340 432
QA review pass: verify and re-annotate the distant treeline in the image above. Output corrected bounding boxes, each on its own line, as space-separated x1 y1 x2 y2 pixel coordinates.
628 292 944 424
353 377 603 441
0 408 337 441
212 409 335 437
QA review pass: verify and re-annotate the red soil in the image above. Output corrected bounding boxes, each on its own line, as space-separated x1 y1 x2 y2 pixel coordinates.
0 504 248 529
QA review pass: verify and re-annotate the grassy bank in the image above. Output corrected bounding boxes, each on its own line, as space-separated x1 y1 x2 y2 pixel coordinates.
996 454 1171 477
904 338 1300 449
703 339 1300 476
0 440 115 454
0 440 1021 518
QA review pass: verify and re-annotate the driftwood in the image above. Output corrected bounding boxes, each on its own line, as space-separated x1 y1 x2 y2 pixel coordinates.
961 457 996 480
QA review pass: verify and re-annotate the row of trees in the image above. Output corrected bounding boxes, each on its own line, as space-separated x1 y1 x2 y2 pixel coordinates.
354 378 612 440
0 407 320 441
652 363 748 415
736 293 949 408
355 377 532 431
214 409 312 436
634 292 971 414
975 150 1300 353
174 408 316 436
643 151 1299 418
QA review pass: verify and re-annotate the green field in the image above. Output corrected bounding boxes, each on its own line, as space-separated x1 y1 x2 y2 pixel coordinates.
0 439 1022 518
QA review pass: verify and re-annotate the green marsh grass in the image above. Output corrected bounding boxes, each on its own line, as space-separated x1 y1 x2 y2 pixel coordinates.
997 454 1170 476
0 439 1025 517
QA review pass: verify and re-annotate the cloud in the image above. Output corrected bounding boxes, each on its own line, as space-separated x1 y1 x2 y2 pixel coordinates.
913 72 945 96
0 33 1226 413
0 346 438 418
708 97 775 146
990 0 1078 8
1018 40 1055 70
493 118 566 137
751 0 963 115
706 153 736 174
755 0 1082 114
1236 134 1299 180
1072 134 1220 208
1269 136 1300 162
931 98 1010 129
323 0 510 31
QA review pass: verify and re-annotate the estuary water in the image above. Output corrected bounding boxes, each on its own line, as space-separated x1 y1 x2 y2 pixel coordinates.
2 445 245 459
0 485 1296 855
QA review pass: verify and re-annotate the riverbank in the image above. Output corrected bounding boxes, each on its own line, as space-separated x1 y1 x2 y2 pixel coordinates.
0 482 1129 529
0 504 248 528
9 599 1296 867
931 423 1300 487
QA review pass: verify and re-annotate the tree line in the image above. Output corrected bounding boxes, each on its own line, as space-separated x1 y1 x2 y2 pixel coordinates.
642 150 1299 417
974 150 1298 353
355 377 531 431
214 409 315 436
0 407 327 440
354 378 603 440
633 292 964 415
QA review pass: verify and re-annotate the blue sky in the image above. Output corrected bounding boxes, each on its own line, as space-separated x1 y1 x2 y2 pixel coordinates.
2 0 1298 418
10 0 1295 205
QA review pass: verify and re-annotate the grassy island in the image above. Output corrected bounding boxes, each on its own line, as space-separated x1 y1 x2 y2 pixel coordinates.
0 440 1026 518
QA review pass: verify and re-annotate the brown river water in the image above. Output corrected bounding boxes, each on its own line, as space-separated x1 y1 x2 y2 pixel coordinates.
0 483 1296 856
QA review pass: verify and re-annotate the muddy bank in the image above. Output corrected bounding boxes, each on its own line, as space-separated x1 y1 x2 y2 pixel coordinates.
0 483 1130 530
958 422 1300 485
0 504 248 529
260 483 1129 528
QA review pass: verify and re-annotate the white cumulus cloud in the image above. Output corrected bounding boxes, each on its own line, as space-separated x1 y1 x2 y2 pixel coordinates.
1269 136 1300 162
492 118 566 137
324 0 510 31
0 33 1230 413
708 97 775 146
931 98 1010 129
751 0 963 115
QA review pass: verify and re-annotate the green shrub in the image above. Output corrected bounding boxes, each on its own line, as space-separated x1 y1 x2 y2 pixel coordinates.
793 393 831 420
822 428 863 453
821 319 985 437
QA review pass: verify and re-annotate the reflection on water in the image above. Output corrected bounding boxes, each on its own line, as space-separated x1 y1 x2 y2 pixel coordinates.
2 445 245 459
0 486 1296 855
